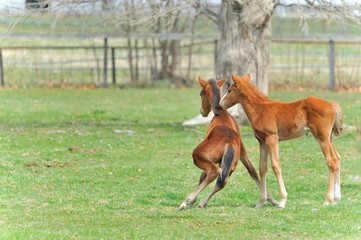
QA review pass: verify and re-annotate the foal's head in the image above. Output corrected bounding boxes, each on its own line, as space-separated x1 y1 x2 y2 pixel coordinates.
198 77 226 117
219 73 250 110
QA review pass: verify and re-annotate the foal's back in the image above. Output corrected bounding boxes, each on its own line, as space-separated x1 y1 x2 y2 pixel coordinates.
256 96 337 141
206 111 240 139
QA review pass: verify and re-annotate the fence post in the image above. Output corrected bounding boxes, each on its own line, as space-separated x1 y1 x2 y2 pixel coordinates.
111 47 116 85
0 48 4 86
103 38 108 88
214 39 218 75
329 39 335 91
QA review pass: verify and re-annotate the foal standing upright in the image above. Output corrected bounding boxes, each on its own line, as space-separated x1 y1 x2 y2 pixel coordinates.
179 77 278 210
220 73 343 209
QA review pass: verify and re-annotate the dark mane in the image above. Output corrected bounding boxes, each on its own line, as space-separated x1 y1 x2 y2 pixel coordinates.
208 79 222 115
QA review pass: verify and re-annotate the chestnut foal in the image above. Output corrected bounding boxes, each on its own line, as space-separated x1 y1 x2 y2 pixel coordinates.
220 73 343 209
179 77 278 210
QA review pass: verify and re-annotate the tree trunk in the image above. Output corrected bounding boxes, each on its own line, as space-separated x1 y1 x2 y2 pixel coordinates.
184 0 276 125
217 0 275 96
149 3 195 86
216 0 275 123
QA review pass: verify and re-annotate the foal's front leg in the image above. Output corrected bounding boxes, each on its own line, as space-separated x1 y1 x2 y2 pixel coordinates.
239 143 279 206
255 143 268 209
266 135 287 209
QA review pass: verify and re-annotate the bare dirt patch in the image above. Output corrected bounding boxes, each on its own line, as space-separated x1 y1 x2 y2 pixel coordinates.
68 147 102 153
26 161 76 168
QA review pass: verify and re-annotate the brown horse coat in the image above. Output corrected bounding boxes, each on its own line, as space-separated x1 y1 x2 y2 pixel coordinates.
220 73 342 208
179 77 278 210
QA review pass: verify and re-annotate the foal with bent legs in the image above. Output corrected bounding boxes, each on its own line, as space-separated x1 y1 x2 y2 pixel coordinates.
179 77 278 210
220 73 343 209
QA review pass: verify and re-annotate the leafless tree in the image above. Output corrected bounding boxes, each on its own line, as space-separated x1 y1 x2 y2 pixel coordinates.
186 0 361 124
2 0 361 122
148 1 198 86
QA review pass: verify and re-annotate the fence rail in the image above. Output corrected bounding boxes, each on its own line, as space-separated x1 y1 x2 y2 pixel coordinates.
3 33 361 42
0 35 361 89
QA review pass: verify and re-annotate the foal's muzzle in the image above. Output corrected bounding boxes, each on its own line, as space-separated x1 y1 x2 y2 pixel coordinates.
200 109 206 117
219 103 226 110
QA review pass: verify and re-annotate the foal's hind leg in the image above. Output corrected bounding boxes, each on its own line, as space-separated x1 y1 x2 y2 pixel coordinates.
197 167 235 208
266 135 288 209
315 138 340 205
331 141 341 204
309 113 341 205
179 153 221 210
197 145 238 208
199 171 207 185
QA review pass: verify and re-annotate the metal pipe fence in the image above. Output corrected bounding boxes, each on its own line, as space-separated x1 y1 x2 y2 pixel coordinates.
0 36 361 90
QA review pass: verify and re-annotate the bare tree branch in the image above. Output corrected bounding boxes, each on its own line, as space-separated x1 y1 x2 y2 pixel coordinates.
2 0 361 36
193 1 219 25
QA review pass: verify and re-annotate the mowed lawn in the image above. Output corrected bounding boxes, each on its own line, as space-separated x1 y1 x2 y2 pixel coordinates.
0 88 360 239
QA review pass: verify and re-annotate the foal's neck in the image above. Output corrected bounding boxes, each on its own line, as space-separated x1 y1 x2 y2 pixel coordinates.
238 85 269 123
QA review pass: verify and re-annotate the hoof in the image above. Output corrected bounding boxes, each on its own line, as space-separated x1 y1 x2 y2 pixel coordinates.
333 197 341 205
323 201 331 206
179 197 197 211
255 202 264 209
266 193 280 206
267 198 280 206
196 202 207 209
278 204 285 209
278 200 286 209
179 203 187 211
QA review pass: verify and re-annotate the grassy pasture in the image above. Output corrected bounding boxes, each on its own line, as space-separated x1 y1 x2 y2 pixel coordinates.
0 88 360 239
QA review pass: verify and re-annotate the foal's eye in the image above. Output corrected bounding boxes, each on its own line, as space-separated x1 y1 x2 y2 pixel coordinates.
228 90 231 93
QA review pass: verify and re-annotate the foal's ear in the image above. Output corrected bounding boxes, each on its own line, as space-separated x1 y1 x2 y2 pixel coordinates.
198 77 207 87
216 78 226 88
230 73 240 83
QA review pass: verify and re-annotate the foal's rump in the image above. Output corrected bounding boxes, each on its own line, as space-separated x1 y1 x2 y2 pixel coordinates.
193 125 240 164
303 96 343 137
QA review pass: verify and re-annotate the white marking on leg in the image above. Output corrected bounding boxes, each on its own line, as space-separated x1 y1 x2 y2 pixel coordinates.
278 180 287 209
334 168 341 203
334 183 341 201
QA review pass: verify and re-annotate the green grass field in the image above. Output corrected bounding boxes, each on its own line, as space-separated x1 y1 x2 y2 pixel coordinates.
0 88 360 239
